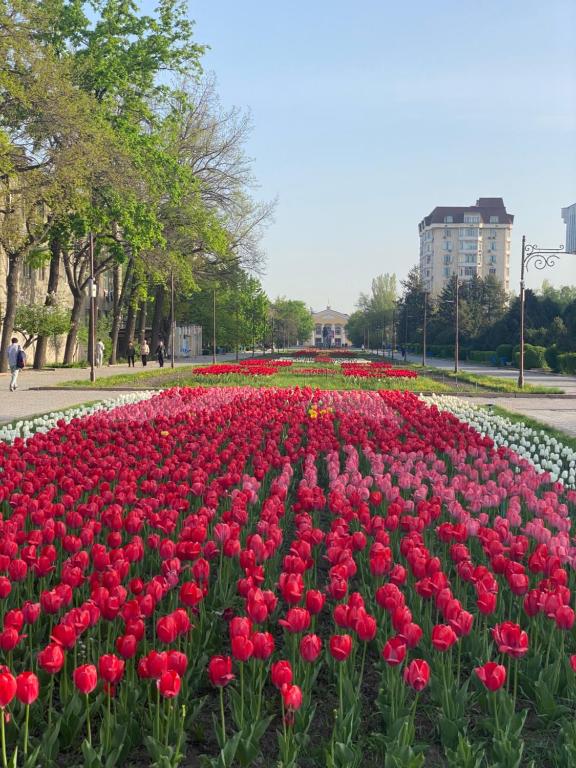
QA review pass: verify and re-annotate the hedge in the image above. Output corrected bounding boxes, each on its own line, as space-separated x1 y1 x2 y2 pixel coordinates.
495 344 513 363
513 344 546 369
558 352 576 374
469 350 496 363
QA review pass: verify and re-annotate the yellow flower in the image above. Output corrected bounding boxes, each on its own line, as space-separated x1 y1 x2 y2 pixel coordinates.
160 430 169 437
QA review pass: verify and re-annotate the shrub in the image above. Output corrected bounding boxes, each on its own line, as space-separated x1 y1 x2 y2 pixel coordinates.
545 345 561 373
469 351 496 363
495 344 513 363
558 352 576 374
513 344 546 369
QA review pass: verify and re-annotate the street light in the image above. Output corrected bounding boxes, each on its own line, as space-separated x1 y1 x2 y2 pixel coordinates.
518 236 572 387
421 291 428 368
454 275 460 374
170 268 175 369
88 232 96 383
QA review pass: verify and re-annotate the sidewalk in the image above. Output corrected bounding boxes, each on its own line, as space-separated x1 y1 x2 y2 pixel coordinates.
404 353 576 438
0 354 246 424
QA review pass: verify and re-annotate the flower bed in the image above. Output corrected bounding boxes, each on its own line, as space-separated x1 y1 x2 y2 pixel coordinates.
192 364 278 376
0 386 575 766
341 362 418 379
421 394 576 488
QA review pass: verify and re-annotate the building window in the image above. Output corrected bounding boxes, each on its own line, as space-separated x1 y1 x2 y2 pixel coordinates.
443 267 450 277
464 266 476 276
443 254 451 265
464 214 481 224
489 267 497 274
465 253 477 264
443 228 452 238
443 215 453 223
490 215 499 224
489 229 497 239
335 325 341 335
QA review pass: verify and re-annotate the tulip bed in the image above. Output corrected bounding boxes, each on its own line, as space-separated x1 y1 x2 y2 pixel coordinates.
1 386 576 767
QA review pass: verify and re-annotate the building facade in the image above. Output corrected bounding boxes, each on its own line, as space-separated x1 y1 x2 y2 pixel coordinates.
309 307 350 348
562 203 576 253
418 197 513 297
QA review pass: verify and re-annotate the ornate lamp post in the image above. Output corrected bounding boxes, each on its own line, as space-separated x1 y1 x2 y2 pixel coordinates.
421 291 428 368
518 236 570 387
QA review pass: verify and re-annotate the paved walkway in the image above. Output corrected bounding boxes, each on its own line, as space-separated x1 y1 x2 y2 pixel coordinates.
403 352 576 438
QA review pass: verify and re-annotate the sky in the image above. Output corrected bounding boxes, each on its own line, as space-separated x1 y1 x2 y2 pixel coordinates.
142 0 576 313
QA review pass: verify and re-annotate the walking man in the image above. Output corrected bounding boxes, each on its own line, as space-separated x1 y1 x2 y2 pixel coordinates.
141 339 150 366
7 337 24 392
127 340 136 367
156 339 165 367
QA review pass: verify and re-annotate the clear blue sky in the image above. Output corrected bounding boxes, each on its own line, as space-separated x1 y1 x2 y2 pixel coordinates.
143 0 576 313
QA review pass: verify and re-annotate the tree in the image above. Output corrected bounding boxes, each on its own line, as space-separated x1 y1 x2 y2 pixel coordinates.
270 298 314 348
13 303 70 354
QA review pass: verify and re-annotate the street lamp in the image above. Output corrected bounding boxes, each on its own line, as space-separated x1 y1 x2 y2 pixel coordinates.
170 268 175 369
518 236 572 387
454 275 460 374
88 232 96 383
421 291 428 368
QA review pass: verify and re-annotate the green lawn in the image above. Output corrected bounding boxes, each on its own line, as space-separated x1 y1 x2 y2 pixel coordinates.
425 367 564 394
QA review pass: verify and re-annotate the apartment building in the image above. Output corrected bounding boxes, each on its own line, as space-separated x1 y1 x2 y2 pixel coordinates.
418 197 513 297
562 202 576 253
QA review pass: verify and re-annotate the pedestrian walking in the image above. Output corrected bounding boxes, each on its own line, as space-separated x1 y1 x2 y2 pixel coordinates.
95 339 105 368
141 339 150 366
156 339 165 367
127 340 136 367
7 337 25 392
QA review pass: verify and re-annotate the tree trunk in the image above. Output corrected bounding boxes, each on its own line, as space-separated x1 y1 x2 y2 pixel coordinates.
151 284 165 352
109 257 134 364
137 300 147 345
0 256 21 373
123 286 138 357
34 236 61 369
63 291 85 364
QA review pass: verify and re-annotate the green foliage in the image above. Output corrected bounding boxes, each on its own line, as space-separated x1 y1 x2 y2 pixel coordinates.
271 297 314 347
496 343 513 363
14 304 70 345
558 352 576 374
513 344 546 369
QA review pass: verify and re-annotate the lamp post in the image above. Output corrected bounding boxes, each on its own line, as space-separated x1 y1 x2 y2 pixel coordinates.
454 275 460 374
518 236 570 387
212 287 216 364
422 291 428 368
170 268 175 368
88 232 96 383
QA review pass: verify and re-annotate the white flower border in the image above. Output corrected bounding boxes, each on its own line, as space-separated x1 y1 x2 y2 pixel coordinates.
0 391 156 444
420 394 576 489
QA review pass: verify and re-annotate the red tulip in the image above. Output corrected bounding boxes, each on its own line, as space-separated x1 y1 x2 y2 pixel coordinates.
278 607 311 633
251 632 275 660
208 655 234 687
271 660 292 689
282 684 303 711
329 634 352 661
570 655 576 673
555 606 575 631
156 615 179 644
38 643 65 674
305 590 325 615
116 634 138 659
231 635 254 662
98 654 125 684
381 636 407 666
16 672 39 705
403 659 430 691
167 651 188 676
0 670 16 708
158 670 181 698
475 661 506 691
431 624 458 652
492 622 529 659
73 665 98 695
300 633 322 662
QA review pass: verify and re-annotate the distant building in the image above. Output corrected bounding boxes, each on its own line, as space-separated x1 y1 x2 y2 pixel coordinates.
562 203 576 253
310 307 350 348
418 197 513 297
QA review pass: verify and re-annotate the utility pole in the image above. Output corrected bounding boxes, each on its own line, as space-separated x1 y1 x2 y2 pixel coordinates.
454 276 460 374
422 292 428 367
212 288 216 364
89 232 96 383
170 268 175 368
